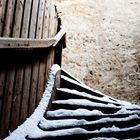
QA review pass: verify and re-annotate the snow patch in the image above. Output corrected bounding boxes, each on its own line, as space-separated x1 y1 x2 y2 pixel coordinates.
39 118 86 129
28 127 88 139
57 88 123 106
47 108 103 117
40 114 139 130
53 99 119 108
61 75 105 96
116 108 140 115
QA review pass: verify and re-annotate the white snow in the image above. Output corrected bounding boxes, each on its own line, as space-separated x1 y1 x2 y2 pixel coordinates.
39 117 86 129
88 138 118 140
29 123 140 139
97 124 140 133
61 75 105 96
61 68 83 84
28 127 87 138
61 76 140 110
57 88 123 106
61 75 82 85
40 114 139 129
47 107 140 118
4 63 140 140
53 99 119 108
88 138 140 140
47 109 104 117
92 114 139 125
117 100 140 109
116 108 140 115
4 64 60 140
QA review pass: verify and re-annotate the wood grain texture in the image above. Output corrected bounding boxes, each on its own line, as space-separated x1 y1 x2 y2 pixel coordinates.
3 0 16 37
0 37 56 49
0 70 5 118
0 0 7 35
35 0 46 105
0 0 61 139
10 0 25 131
12 0 25 37
21 0 32 38
0 67 15 139
29 0 39 39
28 0 40 116
19 0 33 123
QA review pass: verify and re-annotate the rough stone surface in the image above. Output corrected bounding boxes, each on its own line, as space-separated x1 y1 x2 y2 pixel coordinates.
56 0 140 104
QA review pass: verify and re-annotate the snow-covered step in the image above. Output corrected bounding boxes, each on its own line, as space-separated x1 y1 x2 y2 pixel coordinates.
56 88 127 107
39 114 140 131
61 75 105 97
60 76 140 110
61 69 83 84
46 108 140 121
28 124 140 140
51 99 123 114
4 65 140 140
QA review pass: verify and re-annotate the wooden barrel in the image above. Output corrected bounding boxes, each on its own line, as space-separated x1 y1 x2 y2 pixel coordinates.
0 0 63 139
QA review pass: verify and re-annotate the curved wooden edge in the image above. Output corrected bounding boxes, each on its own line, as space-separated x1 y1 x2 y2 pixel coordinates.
0 27 66 49
0 38 56 49
53 27 66 47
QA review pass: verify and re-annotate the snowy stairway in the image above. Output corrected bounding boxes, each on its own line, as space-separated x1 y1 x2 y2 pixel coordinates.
33 70 140 140
5 66 140 140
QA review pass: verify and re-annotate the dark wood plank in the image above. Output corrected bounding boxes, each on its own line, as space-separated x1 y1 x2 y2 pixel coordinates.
10 0 25 131
10 67 24 131
45 1 57 82
0 68 15 139
53 27 66 46
0 70 5 118
36 58 46 105
12 0 25 37
21 0 32 38
0 0 7 36
42 0 51 38
36 0 45 38
29 0 39 39
28 0 40 116
48 3 56 38
20 65 31 123
28 59 39 116
3 0 16 37
35 0 46 105
43 0 52 85
19 0 32 123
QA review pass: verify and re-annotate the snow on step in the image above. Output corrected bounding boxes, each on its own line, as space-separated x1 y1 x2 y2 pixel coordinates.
40 114 140 130
61 75 140 109
39 118 87 129
47 108 140 118
61 75 105 97
61 69 83 84
88 138 119 140
115 108 140 115
47 109 103 117
53 99 121 109
88 137 140 140
57 88 135 107
28 127 88 139
28 124 140 139
97 124 140 133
